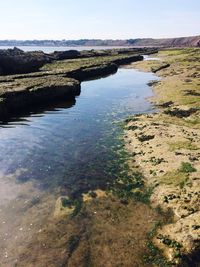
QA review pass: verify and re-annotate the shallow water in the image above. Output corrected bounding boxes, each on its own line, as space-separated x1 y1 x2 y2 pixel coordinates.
143 54 160 61
0 45 134 53
0 68 157 265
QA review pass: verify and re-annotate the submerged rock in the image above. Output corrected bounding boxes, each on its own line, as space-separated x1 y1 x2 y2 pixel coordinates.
54 196 75 217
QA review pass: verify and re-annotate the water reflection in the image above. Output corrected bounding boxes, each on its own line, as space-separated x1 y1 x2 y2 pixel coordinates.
0 98 76 128
0 68 158 266
0 69 156 196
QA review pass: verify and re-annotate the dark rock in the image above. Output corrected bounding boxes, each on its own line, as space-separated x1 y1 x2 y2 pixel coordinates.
164 108 198 118
88 191 97 198
51 50 81 60
184 90 200 96
0 76 80 120
158 101 174 108
113 55 143 65
120 199 129 205
0 47 52 75
138 135 155 142
152 63 170 73
65 63 118 81
0 48 145 120
147 80 159 87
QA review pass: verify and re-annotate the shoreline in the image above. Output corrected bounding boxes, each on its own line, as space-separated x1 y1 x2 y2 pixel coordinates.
0 66 163 267
0 47 199 266
124 48 200 265
0 47 151 121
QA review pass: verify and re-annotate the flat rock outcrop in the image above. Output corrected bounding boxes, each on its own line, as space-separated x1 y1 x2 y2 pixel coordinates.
0 47 147 119
0 75 80 120
0 47 147 76
65 63 118 81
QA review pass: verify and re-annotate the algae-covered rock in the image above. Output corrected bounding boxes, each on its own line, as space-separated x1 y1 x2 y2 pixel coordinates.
66 63 118 81
0 47 146 120
54 196 75 217
82 189 106 202
0 76 80 119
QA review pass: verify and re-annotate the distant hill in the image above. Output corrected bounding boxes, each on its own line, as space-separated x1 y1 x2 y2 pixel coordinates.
127 35 200 47
0 35 199 48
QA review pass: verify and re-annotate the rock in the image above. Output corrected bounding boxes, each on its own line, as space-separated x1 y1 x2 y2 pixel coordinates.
82 189 106 202
113 55 143 65
0 47 52 75
0 76 80 120
138 134 155 142
151 63 170 73
66 63 118 81
164 107 198 118
0 48 146 119
147 80 160 87
54 196 75 217
51 50 81 60
154 212 200 264
158 101 174 108
184 90 200 96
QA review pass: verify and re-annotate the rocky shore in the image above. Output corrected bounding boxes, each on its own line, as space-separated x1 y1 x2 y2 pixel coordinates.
0 47 156 120
2 47 199 266
124 48 200 265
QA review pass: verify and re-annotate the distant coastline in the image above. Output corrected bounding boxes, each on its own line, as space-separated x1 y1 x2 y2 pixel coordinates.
0 35 199 48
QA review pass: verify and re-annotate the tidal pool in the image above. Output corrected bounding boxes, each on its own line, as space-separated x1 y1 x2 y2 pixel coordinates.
0 68 157 265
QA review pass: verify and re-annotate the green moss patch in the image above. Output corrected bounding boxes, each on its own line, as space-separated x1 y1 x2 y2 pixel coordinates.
168 141 198 151
179 162 197 173
159 170 188 187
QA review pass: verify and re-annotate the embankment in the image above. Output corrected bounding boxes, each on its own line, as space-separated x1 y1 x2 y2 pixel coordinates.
124 48 200 266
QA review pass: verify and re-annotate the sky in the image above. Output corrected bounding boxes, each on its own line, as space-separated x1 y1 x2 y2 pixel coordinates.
0 0 199 40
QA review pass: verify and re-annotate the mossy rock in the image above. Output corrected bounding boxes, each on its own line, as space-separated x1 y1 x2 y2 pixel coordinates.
54 196 75 217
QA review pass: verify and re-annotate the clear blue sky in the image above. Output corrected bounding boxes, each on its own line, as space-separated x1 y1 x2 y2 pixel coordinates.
0 0 199 40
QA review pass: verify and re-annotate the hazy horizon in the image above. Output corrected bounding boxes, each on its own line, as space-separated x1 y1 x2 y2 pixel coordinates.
0 0 199 40
0 34 200 41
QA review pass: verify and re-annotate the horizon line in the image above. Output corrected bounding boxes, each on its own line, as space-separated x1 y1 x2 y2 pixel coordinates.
0 34 199 42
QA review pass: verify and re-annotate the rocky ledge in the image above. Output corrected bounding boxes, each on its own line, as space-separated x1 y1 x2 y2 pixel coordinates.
0 47 155 75
0 47 153 120
0 75 80 120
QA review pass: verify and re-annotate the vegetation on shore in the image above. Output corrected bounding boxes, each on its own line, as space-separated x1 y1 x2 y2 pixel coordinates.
124 48 200 265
